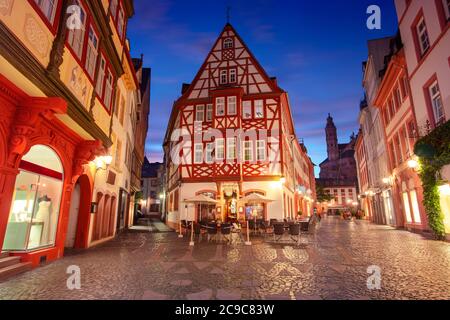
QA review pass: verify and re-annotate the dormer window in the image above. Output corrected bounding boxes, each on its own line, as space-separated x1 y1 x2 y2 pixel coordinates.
223 38 234 49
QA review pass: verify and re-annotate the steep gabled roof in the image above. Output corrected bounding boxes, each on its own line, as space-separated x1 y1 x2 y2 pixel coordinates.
177 23 283 103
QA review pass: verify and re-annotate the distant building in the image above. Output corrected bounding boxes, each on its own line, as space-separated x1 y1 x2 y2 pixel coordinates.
317 114 359 212
129 56 151 224
141 159 164 216
357 36 396 226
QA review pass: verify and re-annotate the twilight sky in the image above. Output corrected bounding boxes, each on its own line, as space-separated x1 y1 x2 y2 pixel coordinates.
127 0 399 176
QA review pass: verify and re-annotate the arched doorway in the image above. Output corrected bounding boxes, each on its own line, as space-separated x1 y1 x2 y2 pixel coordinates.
65 174 92 249
3 145 64 251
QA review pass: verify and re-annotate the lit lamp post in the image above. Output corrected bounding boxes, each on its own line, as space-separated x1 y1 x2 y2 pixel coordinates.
90 155 113 213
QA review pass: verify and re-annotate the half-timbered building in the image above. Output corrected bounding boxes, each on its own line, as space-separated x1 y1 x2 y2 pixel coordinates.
163 23 316 227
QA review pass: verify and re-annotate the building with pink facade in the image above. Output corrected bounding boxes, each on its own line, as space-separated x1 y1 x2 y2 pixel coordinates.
394 0 450 235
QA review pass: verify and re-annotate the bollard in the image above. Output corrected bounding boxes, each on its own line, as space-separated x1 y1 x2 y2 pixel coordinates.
189 222 195 246
178 219 183 238
245 220 252 246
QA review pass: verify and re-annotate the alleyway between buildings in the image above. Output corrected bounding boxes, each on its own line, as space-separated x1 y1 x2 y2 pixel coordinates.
1 217 449 300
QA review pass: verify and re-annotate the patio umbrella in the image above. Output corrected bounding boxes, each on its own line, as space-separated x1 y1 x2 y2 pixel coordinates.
184 195 219 221
238 193 275 204
238 193 275 231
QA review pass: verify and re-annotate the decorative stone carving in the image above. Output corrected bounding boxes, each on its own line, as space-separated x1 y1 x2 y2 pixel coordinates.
0 0 14 16
23 15 50 58
8 97 67 166
72 140 105 182
47 0 69 78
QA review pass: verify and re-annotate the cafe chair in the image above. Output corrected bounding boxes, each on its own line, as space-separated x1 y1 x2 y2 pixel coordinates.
207 222 218 242
273 223 285 242
220 223 232 243
289 223 301 246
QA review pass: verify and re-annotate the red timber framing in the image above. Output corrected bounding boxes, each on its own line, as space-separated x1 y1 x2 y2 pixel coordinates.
165 24 290 185
163 23 316 220
0 74 105 266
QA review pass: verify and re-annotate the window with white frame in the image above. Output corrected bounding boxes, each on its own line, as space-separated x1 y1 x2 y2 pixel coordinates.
255 100 264 118
410 190 422 224
256 140 266 161
104 70 113 110
34 0 58 24
429 81 445 124
243 141 253 162
416 17 430 56
444 0 450 20
395 86 402 105
216 98 225 116
227 138 236 160
110 0 118 18
216 139 225 160
227 96 237 115
229 69 237 83
223 38 234 49
85 26 98 79
194 144 203 164
195 105 205 122
205 143 214 164
242 101 252 119
67 0 86 59
96 56 106 96
220 70 228 85
117 6 125 39
206 104 213 122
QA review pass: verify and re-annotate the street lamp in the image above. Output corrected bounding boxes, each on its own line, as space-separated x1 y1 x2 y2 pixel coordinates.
408 157 420 170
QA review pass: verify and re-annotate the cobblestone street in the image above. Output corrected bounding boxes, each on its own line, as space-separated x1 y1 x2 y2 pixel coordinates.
1 217 450 300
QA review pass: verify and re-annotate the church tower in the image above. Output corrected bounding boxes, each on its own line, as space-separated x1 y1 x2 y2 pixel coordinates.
326 114 339 161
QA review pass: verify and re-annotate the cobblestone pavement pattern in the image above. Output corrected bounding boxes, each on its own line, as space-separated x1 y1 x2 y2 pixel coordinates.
1 217 450 300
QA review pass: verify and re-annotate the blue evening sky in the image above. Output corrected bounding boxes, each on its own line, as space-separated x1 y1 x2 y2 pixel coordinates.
127 0 399 176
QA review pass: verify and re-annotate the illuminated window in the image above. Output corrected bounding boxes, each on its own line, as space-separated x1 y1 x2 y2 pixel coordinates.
256 140 266 161
403 192 413 223
227 138 236 160
243 141 253 162
194 144 203 164
216 139 225 160
410 190 422 224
